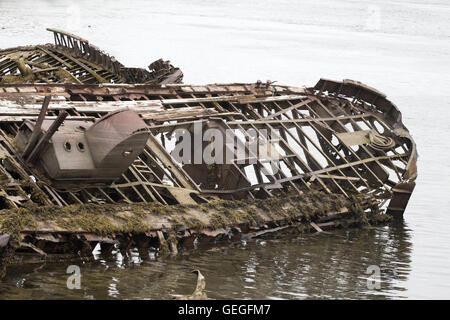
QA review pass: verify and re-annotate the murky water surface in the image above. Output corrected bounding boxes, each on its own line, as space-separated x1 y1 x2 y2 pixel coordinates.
0 225 412 300
0 0 449 299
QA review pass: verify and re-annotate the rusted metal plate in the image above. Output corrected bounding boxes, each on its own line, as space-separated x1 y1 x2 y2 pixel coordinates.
386 181 416 217
335 130 371 146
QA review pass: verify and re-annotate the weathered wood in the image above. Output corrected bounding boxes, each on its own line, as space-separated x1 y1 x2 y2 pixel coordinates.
22 95 51 159
263 98 314 120
26 111 68 164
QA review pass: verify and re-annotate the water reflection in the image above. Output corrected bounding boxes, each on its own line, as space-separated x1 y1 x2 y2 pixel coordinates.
0 223 412 299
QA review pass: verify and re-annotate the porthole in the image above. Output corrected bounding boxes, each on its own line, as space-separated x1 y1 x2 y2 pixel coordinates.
63 141 72 152
77 142 86 152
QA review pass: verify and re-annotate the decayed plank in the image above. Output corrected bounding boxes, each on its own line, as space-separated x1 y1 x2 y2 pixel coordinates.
0 100 163 113
0 116 96 122
237 94 308 104
161 95 250 105
0 100 218 122
263 98 314 120
145 134 199 191
141 107 218 121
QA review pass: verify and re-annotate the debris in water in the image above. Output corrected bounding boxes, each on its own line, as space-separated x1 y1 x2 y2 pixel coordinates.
176 270 208 300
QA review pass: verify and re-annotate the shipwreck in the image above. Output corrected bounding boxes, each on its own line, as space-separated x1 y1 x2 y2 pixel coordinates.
0 29 417 276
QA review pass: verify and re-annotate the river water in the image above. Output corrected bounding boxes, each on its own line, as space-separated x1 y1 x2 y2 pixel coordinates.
0 0 449 299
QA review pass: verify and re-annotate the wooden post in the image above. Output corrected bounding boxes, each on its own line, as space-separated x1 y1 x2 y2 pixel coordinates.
26 110 68 164
22 95 51 159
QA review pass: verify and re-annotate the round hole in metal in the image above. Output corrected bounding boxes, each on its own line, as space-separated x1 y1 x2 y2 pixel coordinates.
64 141 72 151
77 142 85 152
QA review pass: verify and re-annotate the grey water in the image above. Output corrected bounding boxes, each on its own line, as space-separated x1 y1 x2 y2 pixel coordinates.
0 0 449 299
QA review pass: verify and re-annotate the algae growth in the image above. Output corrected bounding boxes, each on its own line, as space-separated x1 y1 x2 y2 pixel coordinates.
0 188 389 237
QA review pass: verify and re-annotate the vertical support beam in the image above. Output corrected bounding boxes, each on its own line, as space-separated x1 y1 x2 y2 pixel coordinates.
22 95 51 159
26 111 68 164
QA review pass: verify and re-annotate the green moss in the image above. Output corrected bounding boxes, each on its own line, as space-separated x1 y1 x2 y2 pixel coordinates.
0 186 394 275
158 239 170 256
0 208 26 279
54 69 78 84
210 212 228 229
0 203 157 236
0 188 391 241
0 74 35 84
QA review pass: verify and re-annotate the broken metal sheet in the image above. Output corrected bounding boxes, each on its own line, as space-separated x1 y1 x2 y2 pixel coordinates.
335 130 371 146
386 181 416 216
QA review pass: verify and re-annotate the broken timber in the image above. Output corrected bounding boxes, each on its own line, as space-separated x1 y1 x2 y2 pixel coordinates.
0 28 183 85
0 30 417 273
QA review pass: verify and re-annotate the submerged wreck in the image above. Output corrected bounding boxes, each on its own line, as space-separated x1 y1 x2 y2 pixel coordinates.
0 29 417 275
